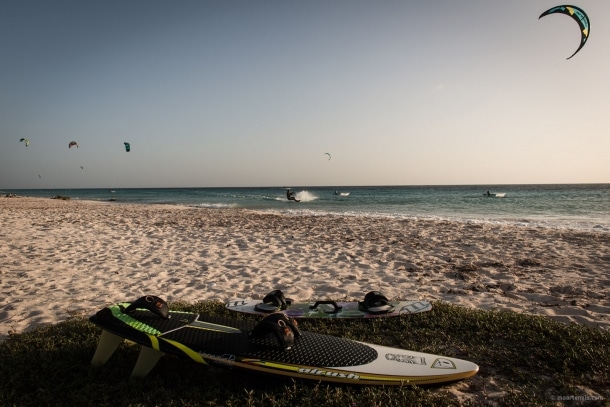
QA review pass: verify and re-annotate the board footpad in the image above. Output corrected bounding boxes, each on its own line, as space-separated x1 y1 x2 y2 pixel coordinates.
163 315 378 367
91 308 378 367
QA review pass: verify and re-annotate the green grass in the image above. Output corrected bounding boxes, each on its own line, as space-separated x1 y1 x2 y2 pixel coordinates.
1 301 608 406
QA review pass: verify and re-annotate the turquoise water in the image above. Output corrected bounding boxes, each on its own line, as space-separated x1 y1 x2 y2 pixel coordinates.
3 184 609 232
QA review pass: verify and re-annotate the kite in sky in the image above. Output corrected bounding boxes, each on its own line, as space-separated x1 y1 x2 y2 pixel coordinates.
68 141 79 149
325 152 331 160
539 5 590 60
20 138 30 147
124 142 131 152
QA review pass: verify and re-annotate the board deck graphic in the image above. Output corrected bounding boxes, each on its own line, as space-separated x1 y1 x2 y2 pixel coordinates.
226 299 432 319
89 298 477 385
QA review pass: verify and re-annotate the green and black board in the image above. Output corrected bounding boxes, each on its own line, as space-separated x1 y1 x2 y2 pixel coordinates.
89 296 478 385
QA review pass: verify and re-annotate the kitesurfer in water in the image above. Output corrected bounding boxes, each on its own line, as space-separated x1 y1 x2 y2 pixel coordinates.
286 189 300 202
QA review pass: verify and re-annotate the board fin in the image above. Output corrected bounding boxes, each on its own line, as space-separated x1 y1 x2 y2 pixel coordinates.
91 329 124 366
91 329 165 378
131 346 164 378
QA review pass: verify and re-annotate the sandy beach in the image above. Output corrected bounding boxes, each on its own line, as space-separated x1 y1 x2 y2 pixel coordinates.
2 195 609 342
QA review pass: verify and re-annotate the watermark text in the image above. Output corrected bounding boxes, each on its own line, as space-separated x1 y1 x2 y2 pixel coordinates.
550 395 604 402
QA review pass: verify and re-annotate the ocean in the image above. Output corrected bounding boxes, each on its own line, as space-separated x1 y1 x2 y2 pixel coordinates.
2 184 609 232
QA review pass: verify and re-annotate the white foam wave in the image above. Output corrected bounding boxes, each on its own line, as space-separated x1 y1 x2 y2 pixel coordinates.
294 190 317 202
195 202 238 209
252 207 610 233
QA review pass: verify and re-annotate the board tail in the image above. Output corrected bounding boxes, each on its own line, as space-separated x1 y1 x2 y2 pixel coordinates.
91 329 165 377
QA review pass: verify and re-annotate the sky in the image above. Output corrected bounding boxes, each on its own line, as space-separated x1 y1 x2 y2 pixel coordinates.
1 0 609 189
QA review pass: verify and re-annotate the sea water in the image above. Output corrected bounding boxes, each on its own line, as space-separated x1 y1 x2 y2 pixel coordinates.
2 184 609 232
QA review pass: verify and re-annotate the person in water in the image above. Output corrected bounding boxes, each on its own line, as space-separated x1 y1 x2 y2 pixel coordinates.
286 189 299 202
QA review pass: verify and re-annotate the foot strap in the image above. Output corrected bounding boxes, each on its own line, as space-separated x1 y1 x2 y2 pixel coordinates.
359 291 394 314
122 295 170 319
254 290 293 312
249 313 301 350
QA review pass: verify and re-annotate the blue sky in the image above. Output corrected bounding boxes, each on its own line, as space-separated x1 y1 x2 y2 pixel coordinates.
1 0 608 188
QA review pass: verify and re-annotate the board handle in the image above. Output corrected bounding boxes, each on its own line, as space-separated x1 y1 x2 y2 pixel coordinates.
309 301 342 314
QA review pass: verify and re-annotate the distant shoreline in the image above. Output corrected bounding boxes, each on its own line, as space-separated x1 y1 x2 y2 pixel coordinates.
3 186 610 234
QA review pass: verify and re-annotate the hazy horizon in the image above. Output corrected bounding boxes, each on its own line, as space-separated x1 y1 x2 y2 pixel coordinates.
4 182 609 192
2 1 608 189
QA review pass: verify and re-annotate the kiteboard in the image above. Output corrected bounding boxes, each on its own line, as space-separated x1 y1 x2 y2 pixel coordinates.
484 192 506 198
89 295 478 385
226 290 432 319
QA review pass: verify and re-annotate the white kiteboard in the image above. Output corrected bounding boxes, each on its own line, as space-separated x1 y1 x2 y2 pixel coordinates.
227 290 432 319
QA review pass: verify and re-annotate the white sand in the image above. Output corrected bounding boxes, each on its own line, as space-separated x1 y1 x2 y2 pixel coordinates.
2 196 608 340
